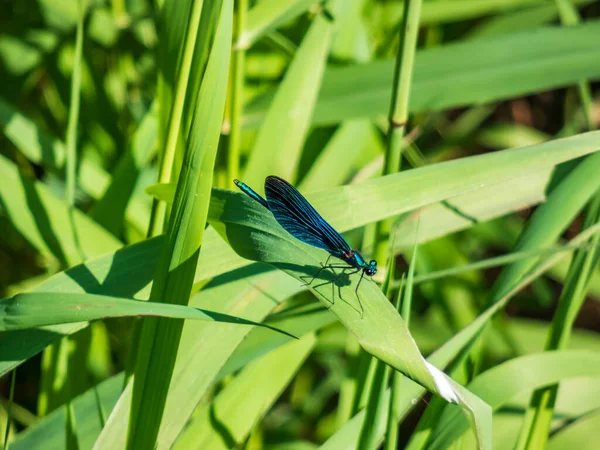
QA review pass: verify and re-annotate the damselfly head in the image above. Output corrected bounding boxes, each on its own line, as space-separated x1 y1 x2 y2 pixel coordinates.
365 260 377 276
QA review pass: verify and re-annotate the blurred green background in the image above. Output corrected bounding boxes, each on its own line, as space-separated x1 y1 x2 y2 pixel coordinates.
1 0 600 449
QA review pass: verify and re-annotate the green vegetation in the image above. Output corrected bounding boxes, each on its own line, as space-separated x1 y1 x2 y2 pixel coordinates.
1 0 600 449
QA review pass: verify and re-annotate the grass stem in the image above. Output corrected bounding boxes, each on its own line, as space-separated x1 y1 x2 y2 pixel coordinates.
148 0 206 237
373 0 423 266
227 0 248 188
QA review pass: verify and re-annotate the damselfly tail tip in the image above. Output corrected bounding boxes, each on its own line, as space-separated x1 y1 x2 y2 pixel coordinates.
233 179 241 187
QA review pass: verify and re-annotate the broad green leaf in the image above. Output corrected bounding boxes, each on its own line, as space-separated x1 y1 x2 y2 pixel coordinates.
210 184 491 448
245 21 600 126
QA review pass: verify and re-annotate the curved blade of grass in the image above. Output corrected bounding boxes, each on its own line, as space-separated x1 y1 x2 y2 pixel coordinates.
319 221 600 450
219 303 333 379
242 6 335 186
488 153 600 308
514 2 599 446
211 190 491 449
172 334 315 450
0 292 293 336
245 20 600 126
94 269 301 449
427 350 600 449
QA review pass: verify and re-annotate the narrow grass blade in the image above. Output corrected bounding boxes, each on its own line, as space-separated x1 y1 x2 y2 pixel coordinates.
239 0 315 49
10 374 124 450
0 292 293 335
89 104 158 236
63 0 85 263
93 269 300 449
488 152 600 308
372 0 422 266
299 121 381 193
0 154 122 264
514 3 599 446
150 0 208 236
386 243 416 450
242 5 335 185
245 21 600 126
172 334 315 450
125 1 233 448
420 0 594 25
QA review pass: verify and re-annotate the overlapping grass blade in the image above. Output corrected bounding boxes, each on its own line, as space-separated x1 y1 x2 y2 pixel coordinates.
172 334 315 449
211 188 492 448
0 154 121 264
4 131 600 378
245 21 600 126
299 121 381 193
427 350 600 449
93 269 301 450
242 6 335 185
547 410 600 450
239 0 315 49
319 222 600 449
420 0 595 25
124 1 233 448
88 104 158 236
0 292 292 333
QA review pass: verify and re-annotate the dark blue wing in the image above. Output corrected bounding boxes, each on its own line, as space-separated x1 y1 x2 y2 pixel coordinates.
264 176 352 256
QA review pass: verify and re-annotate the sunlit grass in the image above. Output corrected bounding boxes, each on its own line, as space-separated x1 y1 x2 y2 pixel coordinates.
1 1 600 449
